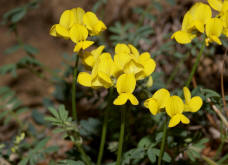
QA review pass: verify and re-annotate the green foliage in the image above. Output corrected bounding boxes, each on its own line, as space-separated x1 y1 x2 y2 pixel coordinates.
109 22 153 46
19 137 58 165
57 160 85 165
0 86 28 126
0 56 41 77
186 138 209 162
2 0 42 25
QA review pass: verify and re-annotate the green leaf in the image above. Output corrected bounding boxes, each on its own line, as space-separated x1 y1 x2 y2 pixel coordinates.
147 147 160 163
58 160 85 165
23 44 39 55
18 157 29 165
163 152 171 162
33 137 49 152
11 8 27 23
137 136 154 149
4 44 21 54
0 64 17 77
48 107 59 118
32 110 46 125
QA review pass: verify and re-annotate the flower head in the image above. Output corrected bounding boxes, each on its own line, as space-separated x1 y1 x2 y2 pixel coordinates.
113 73 139 105
144 89 170 115
183 87 203 112
165 96 190 127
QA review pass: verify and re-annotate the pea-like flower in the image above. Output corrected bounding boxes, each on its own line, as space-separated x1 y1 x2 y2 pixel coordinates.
165 96 190 127
70 24 94 52
113 73 139 105
183 87 203 113
81 45 105 68
77 53 114 88
50 7 107 52
114 44 156 80
50 8 85 39
172 3 212 44
144 88 170 115
208 0 228 14
83 12 107 36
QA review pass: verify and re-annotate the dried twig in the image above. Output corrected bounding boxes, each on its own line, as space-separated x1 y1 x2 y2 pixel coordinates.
207 98 228 129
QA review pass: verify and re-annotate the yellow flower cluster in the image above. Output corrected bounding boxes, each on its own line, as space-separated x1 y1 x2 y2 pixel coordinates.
172 1 228 46
49 8 106 52
144 87 203 127
78 43 156 105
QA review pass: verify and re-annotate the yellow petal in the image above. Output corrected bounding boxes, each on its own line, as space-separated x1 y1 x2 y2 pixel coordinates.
56 24 70 38
113 93 138 105
189 96 203 112
82 41 94 49
70 8 85 25
115 43 130 54
123 59 143 75
113 93 128 105
83 12 106 35
49 24 57 37
59 10 72 28
189 3 212 25
193 20 205 33
116 74 136 94
180 114 190 124
147 98 159 115
168 114 181 127
182 11 194 31
128 44 139 57
183 86 191 104
81 51 94 67
138 58 156 78
165 96 184 117
70 24 88 43
114 53 131 69
152 88 170 109
97 71 113 88
208 0 222 11
77 72 92 87
171 31 196 44
206 18 223 38
146 76 153 88
91 45 105 61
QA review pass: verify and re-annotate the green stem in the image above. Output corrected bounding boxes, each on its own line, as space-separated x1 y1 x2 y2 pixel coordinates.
116 108 126 165
72 54 80 121
158 118 167 165
185 42 205 87
76 143 91 165
97 88 113 165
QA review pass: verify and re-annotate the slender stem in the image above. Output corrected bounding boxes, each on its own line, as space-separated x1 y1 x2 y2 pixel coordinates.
158 117 167 165
72 54 80 121
97 88 113 165
116 108 126 165
76 143 91 165
185 42 205 87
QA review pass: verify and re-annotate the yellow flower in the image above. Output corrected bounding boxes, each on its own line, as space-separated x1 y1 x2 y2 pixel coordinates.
78 53 114 88
81 45 105 67
114 44 156 80
205 18 223 46
183 87 203 113
221 11 228 36
208 0 228 14
171 12 196 44
83 12 107 36
113 74 139 105
70 24 94 52
188 3 212 33
171 3 212 44
165 96 190 127
144 88 170 115
50 8 85 39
